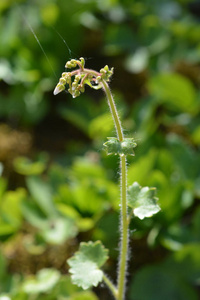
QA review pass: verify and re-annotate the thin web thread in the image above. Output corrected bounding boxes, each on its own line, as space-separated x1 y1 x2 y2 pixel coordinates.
51 25 74 59
16 4 75 79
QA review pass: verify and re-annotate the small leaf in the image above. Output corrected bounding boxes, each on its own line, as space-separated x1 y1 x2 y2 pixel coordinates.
103 137 137 156
22 268 60 294
13 156 46 175
41 217 77 244
68 241 108 290
26 176 56 217
128 182 160 220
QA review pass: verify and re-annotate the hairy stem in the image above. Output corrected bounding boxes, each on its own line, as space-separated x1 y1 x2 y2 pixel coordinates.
103 274 118 299
117 154 128 300
101 79 128 300
101 80 123 142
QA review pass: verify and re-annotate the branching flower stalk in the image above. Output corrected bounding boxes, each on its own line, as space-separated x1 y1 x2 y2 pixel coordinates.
54 58 160 300
54 57 130 299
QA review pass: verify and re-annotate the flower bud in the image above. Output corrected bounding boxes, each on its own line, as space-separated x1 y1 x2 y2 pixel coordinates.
53 83 65 95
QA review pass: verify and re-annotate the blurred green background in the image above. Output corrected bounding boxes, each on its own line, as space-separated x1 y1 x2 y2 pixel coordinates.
0 0 200 299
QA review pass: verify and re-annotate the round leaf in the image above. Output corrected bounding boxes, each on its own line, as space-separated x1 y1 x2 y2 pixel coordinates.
68 241 108 290
128 182 160 219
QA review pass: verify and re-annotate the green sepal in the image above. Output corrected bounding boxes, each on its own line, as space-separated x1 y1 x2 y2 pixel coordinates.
103 137 137 156
67 241 108 290
100 65 114 81
84 79 102 90
127 182 160 220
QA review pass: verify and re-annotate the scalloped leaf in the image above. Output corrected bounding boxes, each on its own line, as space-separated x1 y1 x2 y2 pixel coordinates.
67 241 108 290
128 182 160 220
103 137 137 156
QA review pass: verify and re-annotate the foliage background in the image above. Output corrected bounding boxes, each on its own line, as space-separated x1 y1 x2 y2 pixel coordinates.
0 0 200 299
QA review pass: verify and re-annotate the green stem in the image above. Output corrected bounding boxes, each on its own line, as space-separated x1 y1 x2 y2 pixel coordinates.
101 80 123 142
117 154 128 300
101 79 129 300
103 274 118 299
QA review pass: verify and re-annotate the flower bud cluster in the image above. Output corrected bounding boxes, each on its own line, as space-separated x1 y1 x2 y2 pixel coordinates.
65 57 85 69
53 72 72 95
54 58 113 98
100 65 114 82
70 74 84 98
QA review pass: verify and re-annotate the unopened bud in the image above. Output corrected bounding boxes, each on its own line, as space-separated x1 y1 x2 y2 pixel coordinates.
53 84 65 95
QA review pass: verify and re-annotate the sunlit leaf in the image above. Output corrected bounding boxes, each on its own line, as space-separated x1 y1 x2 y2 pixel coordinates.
0 188 26 235
41 216 77 244
128 182 160 219
26 176 56 217
13 155 47 175
103 137 137 156
68 241 108 289
22 269 60 294
148 73 196 113
22 201 77 244
128 149 158 186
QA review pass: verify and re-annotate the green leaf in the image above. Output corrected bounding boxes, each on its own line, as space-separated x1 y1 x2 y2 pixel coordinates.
128 149 158 186
68 241 108 290
0 177 7 199
22 201 77 244
0 188 26 236
13 154 48 175
21 201 48 228
22 268 60 294
71 291 99 300
103 137 137 156
128 182 160 219
26 176 56 217
41 216 77 244
148 73 197 113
